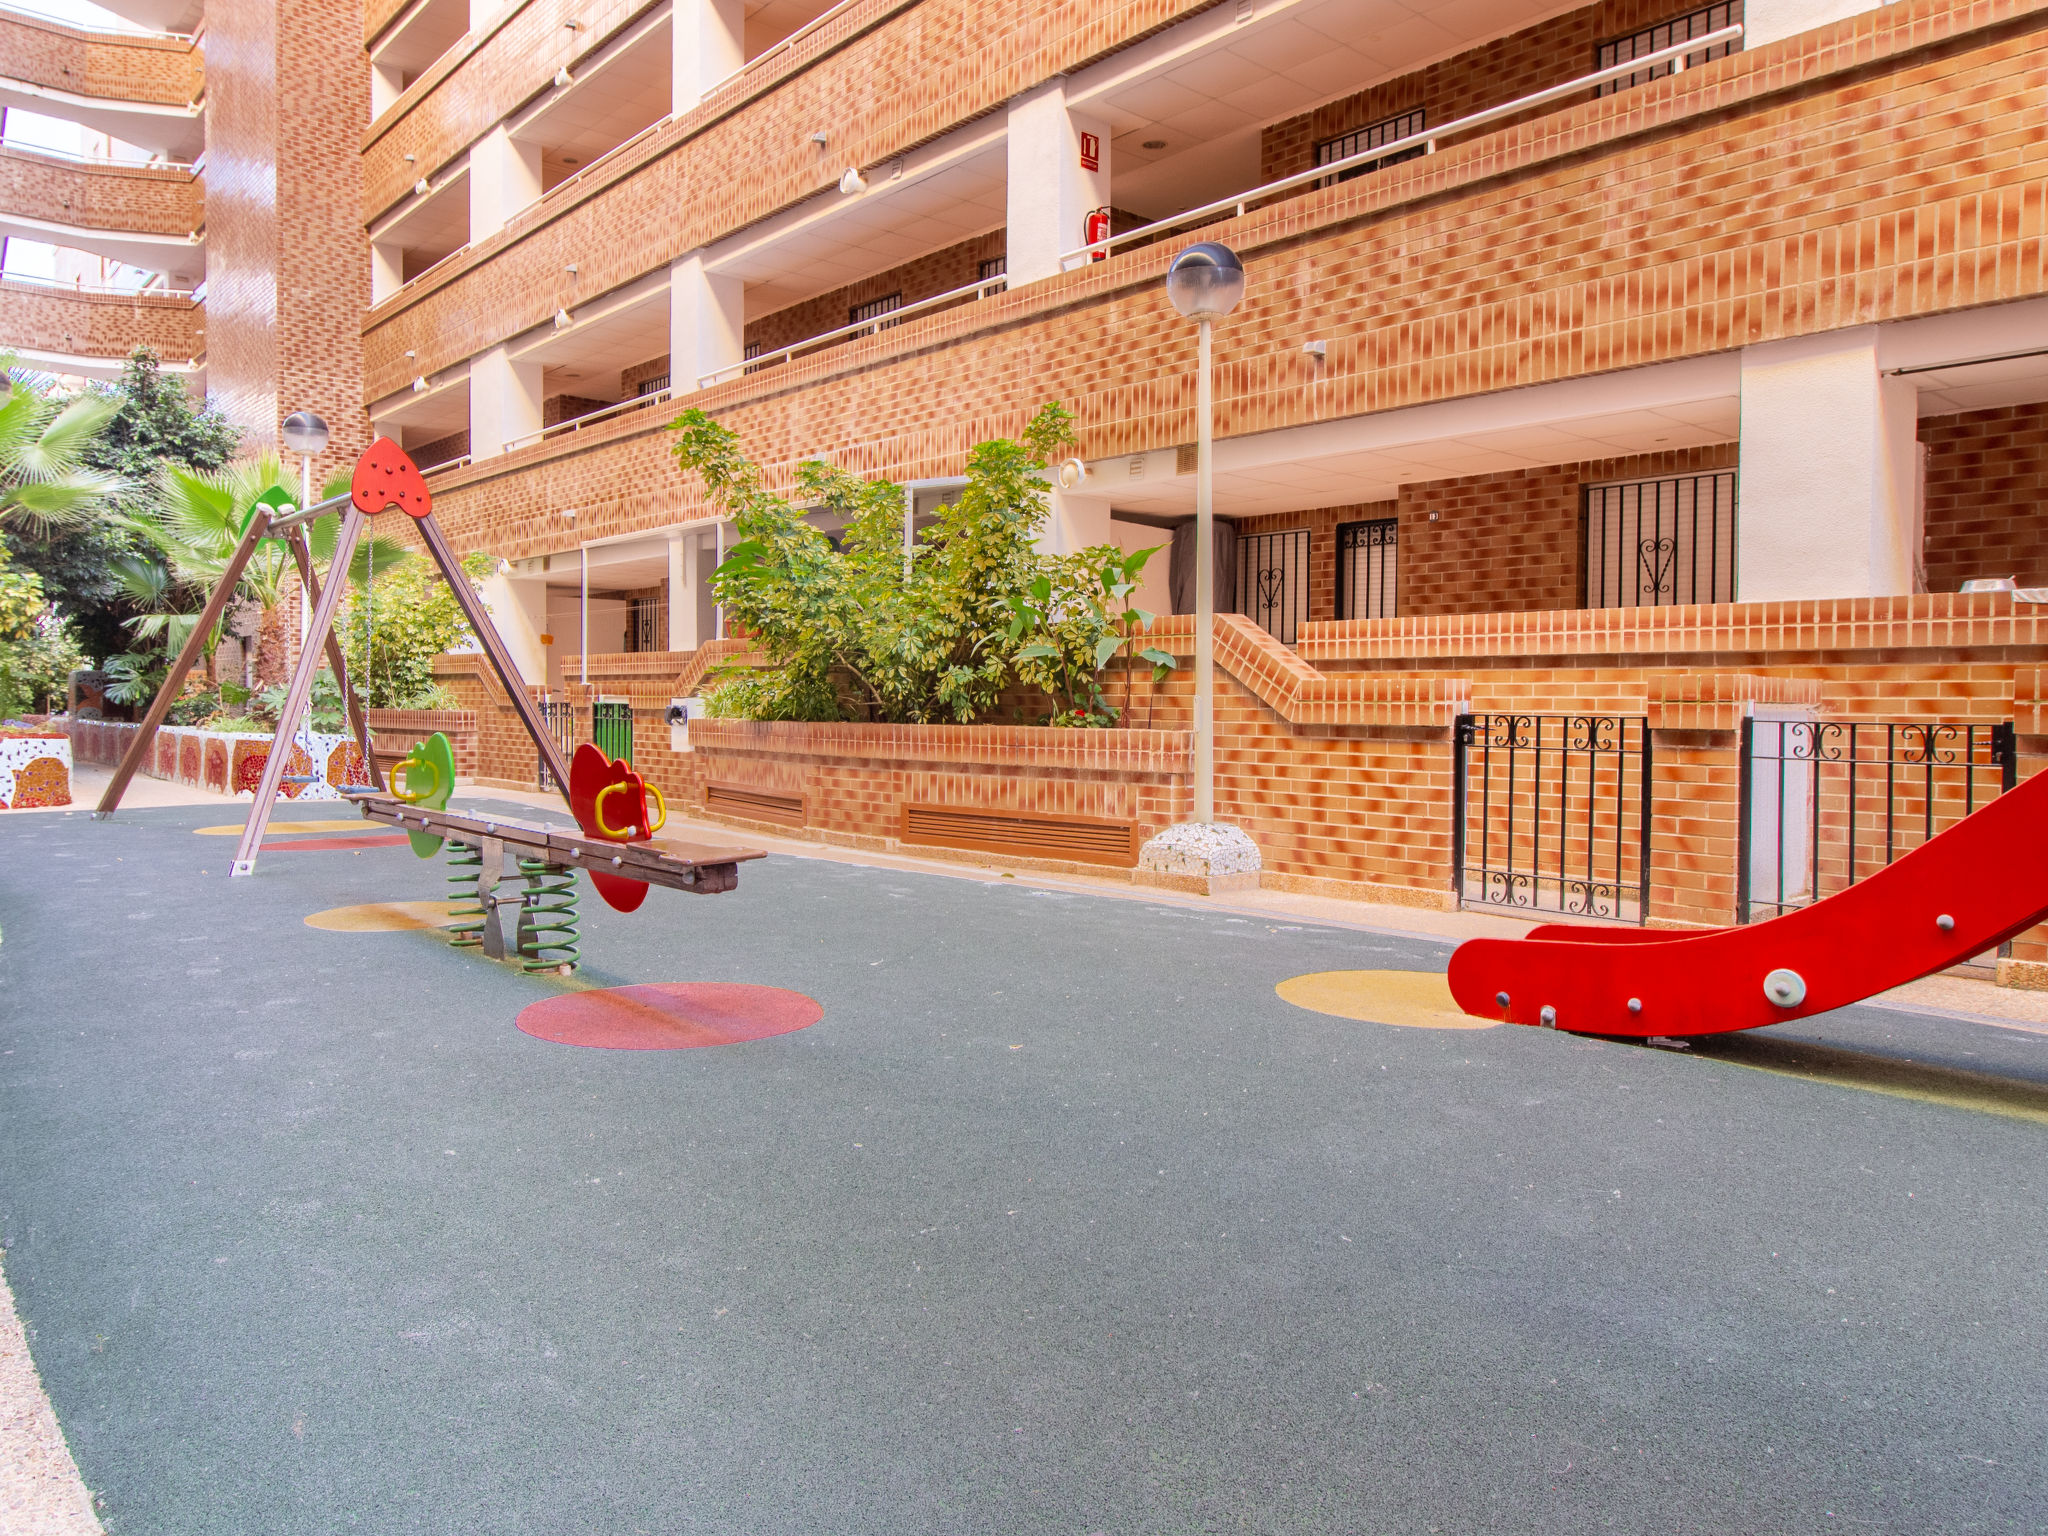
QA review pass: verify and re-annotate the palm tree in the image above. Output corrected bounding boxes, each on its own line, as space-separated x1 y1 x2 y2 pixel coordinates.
0 368 124 534
118 453 413 687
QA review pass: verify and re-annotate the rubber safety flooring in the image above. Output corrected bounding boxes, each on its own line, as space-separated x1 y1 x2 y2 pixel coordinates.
1 800 2045 1535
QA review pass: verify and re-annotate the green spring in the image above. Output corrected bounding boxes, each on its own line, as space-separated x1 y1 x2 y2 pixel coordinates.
514 857 580 974
445 840 485 949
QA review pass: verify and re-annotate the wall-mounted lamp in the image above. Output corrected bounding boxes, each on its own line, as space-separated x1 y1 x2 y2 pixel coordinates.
561 507 578 520
553 66 571 87
838 167 867 195
553 308 572 330
414 178 430 196
1302 339 1327 361
1056 457 1089 490
564 263 578 275
403 349 416 358
402 152 416 163
810 130 829 146
412 376 428 392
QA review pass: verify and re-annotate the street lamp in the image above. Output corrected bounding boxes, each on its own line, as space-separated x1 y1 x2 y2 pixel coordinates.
1165 242 1244 824
281 410 330 643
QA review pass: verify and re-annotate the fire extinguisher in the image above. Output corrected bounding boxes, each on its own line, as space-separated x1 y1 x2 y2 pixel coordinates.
1084 206 1111 260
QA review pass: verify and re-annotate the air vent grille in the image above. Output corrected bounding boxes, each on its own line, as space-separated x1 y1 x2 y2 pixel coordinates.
900 803 1138 867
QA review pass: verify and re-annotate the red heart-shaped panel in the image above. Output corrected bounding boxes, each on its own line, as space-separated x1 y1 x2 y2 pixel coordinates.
350 436 433 519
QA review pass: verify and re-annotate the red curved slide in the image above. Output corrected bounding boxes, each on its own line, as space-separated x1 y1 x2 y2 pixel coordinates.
1446 761 2048 1037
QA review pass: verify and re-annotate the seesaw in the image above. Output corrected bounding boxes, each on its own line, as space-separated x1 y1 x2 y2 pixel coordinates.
96 437 765 972
1447 752 2048 1036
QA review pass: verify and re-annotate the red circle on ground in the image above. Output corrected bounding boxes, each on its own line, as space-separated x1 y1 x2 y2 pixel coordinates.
516 983 823 1051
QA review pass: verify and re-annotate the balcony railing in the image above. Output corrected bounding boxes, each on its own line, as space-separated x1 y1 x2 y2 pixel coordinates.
698 273 1008 387
1059 22 1743 269
505 387 675 453
0 272 194 299
0 141 195 173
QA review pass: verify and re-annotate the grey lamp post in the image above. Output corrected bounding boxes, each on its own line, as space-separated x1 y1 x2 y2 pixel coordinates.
280 411 330 643
1165 242 1244 824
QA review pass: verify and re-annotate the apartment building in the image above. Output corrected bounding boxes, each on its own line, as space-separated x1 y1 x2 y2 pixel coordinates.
0 0 364 473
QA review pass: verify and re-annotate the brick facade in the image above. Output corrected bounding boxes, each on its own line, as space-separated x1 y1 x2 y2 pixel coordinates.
0 148 201 237
1922 401 2048 591
0 280 202 359
0 9 201 105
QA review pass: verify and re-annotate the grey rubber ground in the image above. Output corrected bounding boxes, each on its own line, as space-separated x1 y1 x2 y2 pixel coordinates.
2 801 2045 1535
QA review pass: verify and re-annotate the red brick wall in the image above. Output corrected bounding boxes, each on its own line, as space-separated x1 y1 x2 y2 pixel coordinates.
1259 0 1727 181
0 10 201 104
0 148 200 236
1922 402 2048 592
0 280 201 358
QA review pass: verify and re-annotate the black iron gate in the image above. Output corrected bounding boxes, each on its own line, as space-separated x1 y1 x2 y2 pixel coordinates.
1453 713 1652 923
1336 517 1397 620
1235 528 1311 644
537 699 577 789
1739 719 2016 922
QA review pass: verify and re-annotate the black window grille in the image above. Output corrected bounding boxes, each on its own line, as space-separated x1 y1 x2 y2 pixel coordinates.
634 374 669 396
978 256 1007 284
1739 719 2017 924
1594 2 1741 95
1315 108 1426 186
1235 528 1312 644
742 340 767 376
850 292 903 330
1336 518 1398 620
1583 470 1736 609
1454 713 1652 924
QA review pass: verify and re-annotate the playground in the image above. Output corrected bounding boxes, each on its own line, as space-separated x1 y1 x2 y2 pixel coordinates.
3 789 2047 1533
2 443 2045 1532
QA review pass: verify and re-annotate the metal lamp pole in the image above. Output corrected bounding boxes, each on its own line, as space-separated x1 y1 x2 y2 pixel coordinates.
1165 243 1245 824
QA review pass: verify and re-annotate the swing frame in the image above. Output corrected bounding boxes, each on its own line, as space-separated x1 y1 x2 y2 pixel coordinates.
94 440 574 878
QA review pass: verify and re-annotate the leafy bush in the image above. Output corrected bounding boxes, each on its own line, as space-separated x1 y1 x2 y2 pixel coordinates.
671 403 1169 726
336 552 495 709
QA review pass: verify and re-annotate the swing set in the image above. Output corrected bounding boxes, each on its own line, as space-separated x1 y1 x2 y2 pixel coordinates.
94 438 761 970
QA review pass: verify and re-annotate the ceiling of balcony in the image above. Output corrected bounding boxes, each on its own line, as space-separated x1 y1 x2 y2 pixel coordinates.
0 211 201 280
371 374 470 441
373 0 467 75
373 164 469 270
510 278 670 400
64 0 201 36
1074 0 1584 220
522 13 673 191
0 82 202 160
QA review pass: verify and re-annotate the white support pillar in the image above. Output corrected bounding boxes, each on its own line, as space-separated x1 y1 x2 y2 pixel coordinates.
670 251 745 394
469 345 543 460
1736 327 1921 602
480 565 548 684
1041 486 1113 557
666 532 690 651
469 125 541 241
1005 77 1111 287
1740 0 1883 47
370 239 404 303
468 0 505 32
673 0 745 113
370 60 405 119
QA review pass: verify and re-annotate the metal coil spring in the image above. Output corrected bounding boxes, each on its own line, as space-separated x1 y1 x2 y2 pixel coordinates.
445 840 485 948
514 858 581 974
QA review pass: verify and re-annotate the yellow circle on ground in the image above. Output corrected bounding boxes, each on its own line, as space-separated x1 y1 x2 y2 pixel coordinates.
196 820 371 836
1277 969 1497 1029
304 901 467 932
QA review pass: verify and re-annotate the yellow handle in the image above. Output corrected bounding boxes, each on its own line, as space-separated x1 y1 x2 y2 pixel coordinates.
594 781 636 838
390 757 440 804
644 781 666 833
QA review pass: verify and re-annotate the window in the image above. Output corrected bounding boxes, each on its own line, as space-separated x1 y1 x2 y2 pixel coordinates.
1235 528 1312 644
634 374 669 397
850 293 903 330
1582 471 1737 609
978 256 1007 286
1594 2 1741 95
1315 108 1426 187
1336 518 1398 620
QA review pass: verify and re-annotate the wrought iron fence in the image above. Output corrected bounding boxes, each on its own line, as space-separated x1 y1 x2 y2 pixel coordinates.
1594 1 1742 95
537 700 578 789
1235 527 1312 644
593 698 634 765
1453 713 1652 923
1583 470 1737 609
1739 719 2016 922
1336 517 1398 620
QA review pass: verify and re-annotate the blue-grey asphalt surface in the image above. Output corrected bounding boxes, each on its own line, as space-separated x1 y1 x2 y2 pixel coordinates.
2 800 2045 1534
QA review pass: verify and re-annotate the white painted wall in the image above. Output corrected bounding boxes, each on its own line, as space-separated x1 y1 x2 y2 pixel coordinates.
370 239 404 304
1736 327 1921 601
469 346 543 459
670 252 746 391
479 568 548 686
468 125 542 240
1108 519 1175 622
1005 77 1111 287
1040 486 1113 556
674 0 746 113
1741 0 1883 47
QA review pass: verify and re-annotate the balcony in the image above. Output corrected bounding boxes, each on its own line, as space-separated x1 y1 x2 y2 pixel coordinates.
0 7 203 159
0 274 201 374
0 143 201 279
369 0 466 119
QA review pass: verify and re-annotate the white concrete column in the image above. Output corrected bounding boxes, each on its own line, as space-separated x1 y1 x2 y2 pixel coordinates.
469 125 542 241
666 533 690 651
1041 487 1113 556
670 251 745 393
468 0 505 32
480 567 548 684
469 346 543 460
1005 77 1112 287
1736 327 1921 601
1741 0 1882 47
673 0 745 113
370 239 404 303
370 61 405 118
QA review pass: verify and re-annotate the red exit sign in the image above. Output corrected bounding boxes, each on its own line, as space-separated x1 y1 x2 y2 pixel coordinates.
1079 131 1100 172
